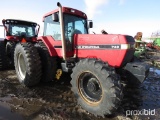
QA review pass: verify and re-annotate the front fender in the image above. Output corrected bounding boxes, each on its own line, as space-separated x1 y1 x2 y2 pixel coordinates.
124 62 150 84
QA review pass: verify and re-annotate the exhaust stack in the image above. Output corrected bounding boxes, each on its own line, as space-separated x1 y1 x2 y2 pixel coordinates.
57 2 67 60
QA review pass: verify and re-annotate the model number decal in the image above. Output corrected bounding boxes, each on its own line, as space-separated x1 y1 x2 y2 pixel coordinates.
111 45 120 49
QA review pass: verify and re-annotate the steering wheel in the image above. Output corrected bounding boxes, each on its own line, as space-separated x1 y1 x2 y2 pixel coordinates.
67 26 73 34
11 32 17 35
12 31 21 36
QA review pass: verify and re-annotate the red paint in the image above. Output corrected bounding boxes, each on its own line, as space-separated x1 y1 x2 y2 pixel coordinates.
38 36 73 57
38 34 135 67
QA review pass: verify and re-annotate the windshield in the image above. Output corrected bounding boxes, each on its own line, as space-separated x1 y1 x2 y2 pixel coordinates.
64 14 88 40
43 14 88 41
8 24 36 37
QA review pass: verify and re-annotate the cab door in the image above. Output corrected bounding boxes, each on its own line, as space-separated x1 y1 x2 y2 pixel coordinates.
43 14 73 57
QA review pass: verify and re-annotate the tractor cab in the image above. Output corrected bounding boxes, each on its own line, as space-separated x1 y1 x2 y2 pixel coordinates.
44 12 89 39
42 5 92 54
2 19 40 42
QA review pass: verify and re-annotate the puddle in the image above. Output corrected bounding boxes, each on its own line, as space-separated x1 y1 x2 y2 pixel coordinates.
150 68 160 77
155 69 160 75
0 100 23 120
0 95 12 102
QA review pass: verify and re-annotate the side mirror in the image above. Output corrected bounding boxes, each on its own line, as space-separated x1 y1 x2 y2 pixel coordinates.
36 24 40 35
89 21 93 28
52 13 59 22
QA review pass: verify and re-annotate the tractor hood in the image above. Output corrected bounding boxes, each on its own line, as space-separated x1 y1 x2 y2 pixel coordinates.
73 34 135 67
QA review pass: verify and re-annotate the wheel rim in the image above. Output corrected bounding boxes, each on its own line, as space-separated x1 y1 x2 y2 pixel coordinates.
17 52 26 81
78 72 102 105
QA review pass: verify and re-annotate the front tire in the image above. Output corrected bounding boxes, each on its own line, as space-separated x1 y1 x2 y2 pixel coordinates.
71 59 123 117
14 43 42 87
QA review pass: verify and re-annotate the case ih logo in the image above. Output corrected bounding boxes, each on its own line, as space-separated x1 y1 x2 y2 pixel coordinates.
77 45 100 49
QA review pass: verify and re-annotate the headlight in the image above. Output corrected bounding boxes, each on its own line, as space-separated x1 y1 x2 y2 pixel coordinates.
121 44 135 49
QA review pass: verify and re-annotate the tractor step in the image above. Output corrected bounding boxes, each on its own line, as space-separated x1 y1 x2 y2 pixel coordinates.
61 62 74 72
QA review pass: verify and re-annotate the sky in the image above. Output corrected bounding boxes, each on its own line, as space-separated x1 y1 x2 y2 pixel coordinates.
0 0 160 37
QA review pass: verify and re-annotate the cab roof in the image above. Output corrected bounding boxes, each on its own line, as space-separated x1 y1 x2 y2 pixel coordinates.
3 19 37 26
43 7 87 21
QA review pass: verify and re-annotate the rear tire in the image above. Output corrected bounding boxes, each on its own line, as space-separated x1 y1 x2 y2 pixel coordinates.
71 59 123 117
14 43 42 87
6 41 16 68
0 41 8 70
35 41 57 82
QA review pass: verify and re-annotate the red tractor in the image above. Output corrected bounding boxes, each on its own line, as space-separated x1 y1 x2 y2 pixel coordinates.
1 2 149 117
0 24 8 70
0 19 40 70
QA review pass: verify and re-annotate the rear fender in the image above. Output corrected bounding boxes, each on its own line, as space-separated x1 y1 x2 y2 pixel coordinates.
37 36 57 56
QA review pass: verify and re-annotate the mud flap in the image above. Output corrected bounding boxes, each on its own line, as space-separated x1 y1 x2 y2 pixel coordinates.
124 62 150 84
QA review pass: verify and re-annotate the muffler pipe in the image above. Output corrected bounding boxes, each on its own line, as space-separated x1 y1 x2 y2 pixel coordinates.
57 2 67 61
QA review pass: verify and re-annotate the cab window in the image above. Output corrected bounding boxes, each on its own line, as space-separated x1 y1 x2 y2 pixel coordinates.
44 15 61 40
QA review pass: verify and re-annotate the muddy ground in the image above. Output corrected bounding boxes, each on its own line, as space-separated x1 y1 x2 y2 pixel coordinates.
0 53 160 120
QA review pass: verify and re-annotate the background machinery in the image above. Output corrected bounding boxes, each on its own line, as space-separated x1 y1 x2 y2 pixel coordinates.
147 37 160 50
0 19 41 85
133 32 151 59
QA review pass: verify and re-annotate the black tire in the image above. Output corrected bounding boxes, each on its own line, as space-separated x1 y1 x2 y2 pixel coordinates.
71 59 123 117
35 41 57 82
6 41 16 68
14 43 42 87
0 41 8 70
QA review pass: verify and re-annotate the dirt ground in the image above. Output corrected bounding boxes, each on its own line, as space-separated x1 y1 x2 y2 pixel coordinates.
0 54 160 120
